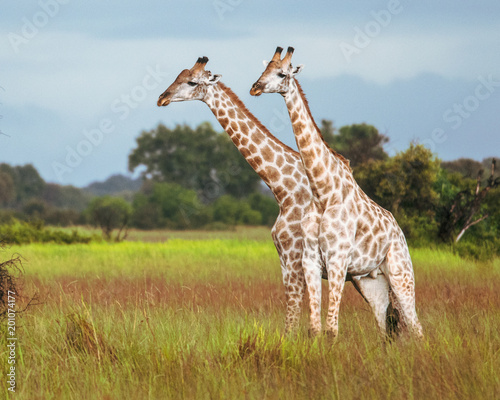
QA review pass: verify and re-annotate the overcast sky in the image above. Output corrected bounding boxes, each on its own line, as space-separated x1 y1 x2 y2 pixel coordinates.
1 1 499 186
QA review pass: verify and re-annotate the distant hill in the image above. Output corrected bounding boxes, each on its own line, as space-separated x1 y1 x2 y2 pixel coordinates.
84 174 142 197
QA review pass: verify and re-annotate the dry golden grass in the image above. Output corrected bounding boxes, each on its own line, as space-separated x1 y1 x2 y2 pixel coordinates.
1 238 499 399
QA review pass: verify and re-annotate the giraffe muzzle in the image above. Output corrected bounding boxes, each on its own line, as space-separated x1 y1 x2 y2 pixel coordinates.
250 83 263 96
157 94 171 107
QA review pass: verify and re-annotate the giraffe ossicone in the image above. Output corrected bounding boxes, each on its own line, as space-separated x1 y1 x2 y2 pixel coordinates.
251 46 423 340
157 56 404 337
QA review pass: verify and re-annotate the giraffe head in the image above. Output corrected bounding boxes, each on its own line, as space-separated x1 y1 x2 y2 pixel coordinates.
157 57 222 106
250 46 303 96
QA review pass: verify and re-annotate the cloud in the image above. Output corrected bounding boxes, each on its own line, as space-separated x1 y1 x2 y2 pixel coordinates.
1 1 499 186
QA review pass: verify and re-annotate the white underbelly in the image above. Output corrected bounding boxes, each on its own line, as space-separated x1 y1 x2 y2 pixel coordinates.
347 255 385 279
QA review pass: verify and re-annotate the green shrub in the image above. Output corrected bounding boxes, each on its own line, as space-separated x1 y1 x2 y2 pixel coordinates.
454 239 500 262
209 195 263 226
247 193 279 226
131 183 208 230
239 208 262 226
86 196 132 240
397 214 438 247
0 220 94 245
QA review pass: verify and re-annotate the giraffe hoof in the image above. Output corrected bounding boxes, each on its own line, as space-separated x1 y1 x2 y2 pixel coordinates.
324 330 338 342
308 328 321 338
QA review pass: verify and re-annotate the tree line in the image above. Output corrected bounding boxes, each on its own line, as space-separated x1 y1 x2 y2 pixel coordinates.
0 121 498 257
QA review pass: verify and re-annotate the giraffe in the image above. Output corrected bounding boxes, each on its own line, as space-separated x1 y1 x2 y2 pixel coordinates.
157 56 402 336
250 47 422 339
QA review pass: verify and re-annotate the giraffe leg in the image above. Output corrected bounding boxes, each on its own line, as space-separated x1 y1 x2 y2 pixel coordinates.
351 275 391 336
283 260 305 333
303 250 322 336
273 221 301 333
301 201 323 336
324 256 348 338
273 225 305 333
382 243 424 340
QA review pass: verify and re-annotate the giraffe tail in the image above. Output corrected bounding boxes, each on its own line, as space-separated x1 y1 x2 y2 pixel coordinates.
385 288 408 339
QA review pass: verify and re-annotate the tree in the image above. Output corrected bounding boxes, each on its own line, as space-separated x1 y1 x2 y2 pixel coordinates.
148 182 206 229
320 119 337 144
130 192 163 230
321 122 389 168
84 174 142 197
483 186 500 236
128 123 261 200
0 171 14 206
356 144 441 217
354 144 441 242
0 163 45 206
42 183 91 211
438 159 500 243
131 182 209 229
87 196 132 241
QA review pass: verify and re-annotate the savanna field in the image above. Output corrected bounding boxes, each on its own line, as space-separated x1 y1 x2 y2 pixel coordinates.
1 227 499 400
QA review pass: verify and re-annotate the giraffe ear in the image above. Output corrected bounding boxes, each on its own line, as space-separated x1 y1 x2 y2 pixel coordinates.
202 72 222 85
207 74 222 85
292 64 304 76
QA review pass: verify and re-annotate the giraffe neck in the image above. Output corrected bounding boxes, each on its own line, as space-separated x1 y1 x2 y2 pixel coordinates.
203 83 300 204
284 78 351 206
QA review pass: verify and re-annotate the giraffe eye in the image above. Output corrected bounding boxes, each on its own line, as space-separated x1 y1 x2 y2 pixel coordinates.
277 72 287 78
187 81 198 87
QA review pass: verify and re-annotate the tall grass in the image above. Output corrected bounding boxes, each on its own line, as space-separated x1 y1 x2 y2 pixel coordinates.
1 238 499 399
19 240 279 282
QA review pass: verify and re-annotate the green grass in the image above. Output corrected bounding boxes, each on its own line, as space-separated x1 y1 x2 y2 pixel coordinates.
18 239 278 282
125 226 273 242
57 225 273 242
1 233 499 399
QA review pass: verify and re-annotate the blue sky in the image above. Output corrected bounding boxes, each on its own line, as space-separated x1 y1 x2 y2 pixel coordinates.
1 0 499 186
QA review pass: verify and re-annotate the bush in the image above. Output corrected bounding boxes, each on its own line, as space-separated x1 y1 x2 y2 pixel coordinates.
396 214 438 247
239 208 263 226
0 210 16 225
0 245 23 319
130 184 279 230
247 193 279 226
0 220 94 245
209 195 263 226
86 196 132 240
454 239 500 262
